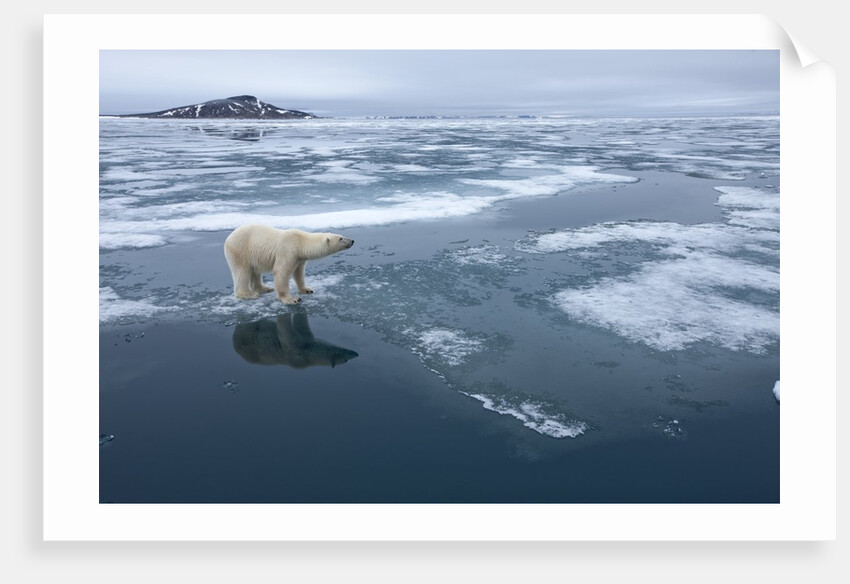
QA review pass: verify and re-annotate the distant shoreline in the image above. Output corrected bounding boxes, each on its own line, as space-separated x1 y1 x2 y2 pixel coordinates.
99 113 780 121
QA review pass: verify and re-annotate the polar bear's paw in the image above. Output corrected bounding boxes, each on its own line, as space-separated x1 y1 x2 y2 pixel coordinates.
279 295 302 305
258 285 274 294
299 287 314 294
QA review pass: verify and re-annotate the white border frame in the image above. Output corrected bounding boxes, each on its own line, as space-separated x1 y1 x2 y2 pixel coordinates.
44 13 836 541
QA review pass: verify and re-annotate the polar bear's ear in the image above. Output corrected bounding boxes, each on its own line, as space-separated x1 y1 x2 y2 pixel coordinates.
325 236 331 245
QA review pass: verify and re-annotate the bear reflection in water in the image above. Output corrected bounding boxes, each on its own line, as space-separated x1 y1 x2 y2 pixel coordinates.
232 311 359 369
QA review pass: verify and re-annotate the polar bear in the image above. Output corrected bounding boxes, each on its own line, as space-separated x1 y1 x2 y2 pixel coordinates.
224 223 354 304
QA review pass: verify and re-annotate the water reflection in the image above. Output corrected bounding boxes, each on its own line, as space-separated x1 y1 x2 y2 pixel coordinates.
187 125 275 142
232 311 359 369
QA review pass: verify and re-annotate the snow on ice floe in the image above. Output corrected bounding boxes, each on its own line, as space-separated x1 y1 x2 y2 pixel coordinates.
98 165 638 247
502 157 545 168
387 163 431 173
450 244 509 267
307 160 384 185
773 380 780 401
714 186 780 230
100 287 170 323
460 165 636 198
413 328 485 367
100 121 652 246
97 115 778 250
464 393 588 439
551 258 779 353
714 186 780 211
100 166 264 183
519 220 777 258
99 233 169 250
99 191 500 248
521 186 779 353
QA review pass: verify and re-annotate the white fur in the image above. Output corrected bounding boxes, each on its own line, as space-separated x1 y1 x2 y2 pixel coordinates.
224 224 354 304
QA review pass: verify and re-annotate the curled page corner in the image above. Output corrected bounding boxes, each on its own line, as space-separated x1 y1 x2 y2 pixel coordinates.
786 33 823 68
766 15 825 69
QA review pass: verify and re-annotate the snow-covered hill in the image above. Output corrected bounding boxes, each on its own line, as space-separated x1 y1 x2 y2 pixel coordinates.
118 95 316 119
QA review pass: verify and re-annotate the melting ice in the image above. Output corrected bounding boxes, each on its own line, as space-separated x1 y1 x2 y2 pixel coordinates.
520 184 779 353
99 117 778 249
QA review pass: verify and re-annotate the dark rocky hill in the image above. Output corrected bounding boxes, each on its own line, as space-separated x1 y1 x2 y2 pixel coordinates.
118 95 316 119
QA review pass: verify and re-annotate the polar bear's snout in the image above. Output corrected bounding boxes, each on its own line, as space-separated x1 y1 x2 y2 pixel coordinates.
325 235 354 250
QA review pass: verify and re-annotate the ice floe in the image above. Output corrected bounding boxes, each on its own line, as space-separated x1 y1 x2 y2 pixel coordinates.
414 328 485 367
521 185 779 353
464 392 588 438
99 287 170 323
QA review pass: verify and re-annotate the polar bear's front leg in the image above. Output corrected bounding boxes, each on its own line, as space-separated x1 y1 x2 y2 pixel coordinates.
293 261 313 294
273 261 301 304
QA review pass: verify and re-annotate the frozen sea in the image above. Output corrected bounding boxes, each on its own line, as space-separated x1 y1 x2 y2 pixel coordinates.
99 116 780 503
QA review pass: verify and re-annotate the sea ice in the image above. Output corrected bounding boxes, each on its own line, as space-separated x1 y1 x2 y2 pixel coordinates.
99 287 169 323
460 165 636 199
552 260 779 353
99 232 168 250
522 185 779 353
466 392 588 439
450 245 509 267
414 328 484 367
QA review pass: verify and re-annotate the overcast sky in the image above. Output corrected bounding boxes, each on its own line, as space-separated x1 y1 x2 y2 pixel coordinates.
99 50 779 118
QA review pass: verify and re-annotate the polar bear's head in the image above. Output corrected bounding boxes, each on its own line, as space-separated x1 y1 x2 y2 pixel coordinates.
324 234 355 252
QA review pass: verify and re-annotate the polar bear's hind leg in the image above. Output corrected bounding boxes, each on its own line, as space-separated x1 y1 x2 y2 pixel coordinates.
250 269 274 294
225 244 259 299
234 269 259 299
